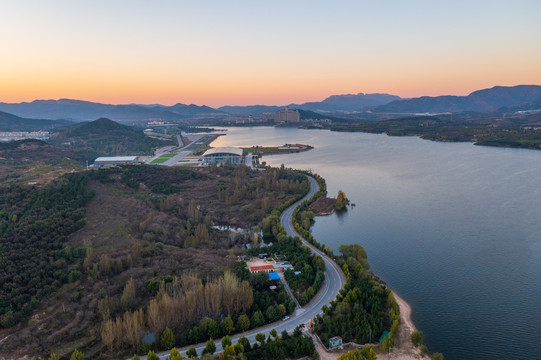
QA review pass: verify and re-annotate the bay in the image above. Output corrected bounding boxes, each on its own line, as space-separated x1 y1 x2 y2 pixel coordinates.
212 126 541 360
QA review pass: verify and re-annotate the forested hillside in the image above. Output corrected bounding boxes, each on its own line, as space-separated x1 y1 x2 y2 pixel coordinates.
0 164 309 358
49 118 174 155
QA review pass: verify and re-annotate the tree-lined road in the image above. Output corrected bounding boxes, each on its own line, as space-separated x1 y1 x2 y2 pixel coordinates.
156 175 345 358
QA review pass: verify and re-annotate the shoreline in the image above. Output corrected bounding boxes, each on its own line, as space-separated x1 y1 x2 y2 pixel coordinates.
392 291 417 333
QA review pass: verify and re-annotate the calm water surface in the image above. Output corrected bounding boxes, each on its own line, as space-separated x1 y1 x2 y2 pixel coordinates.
212 127 541 360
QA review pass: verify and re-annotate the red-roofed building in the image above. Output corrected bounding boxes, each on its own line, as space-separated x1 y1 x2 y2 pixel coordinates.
248 265 274 273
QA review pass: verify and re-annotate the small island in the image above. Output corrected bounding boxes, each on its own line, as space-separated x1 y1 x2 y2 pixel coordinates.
242 143 313 157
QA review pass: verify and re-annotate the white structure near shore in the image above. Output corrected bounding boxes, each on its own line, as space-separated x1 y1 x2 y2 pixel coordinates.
203 147 242 164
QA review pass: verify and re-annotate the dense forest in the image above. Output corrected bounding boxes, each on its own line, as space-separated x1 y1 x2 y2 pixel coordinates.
0 173 93 328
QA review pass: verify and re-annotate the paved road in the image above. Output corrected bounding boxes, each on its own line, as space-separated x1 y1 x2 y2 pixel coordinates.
160 134 210 167
155 175 345 358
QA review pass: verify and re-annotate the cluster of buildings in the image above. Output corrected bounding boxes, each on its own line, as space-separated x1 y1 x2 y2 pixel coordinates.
0 131 50 142
246 253 294 275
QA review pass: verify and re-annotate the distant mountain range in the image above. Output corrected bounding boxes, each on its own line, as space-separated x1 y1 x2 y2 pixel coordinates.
373 85 541 114
0 99 226 122
0 85 540 125
219 93 401 115
0 111 72 131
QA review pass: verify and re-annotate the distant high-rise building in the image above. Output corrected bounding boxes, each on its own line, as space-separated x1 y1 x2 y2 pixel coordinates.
274 107 300 123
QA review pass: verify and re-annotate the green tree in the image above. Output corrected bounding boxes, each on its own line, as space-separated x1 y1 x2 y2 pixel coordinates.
411 331 424 347
169 348 183 360
270 329 278 339
265 305 276 322
238 336 251 352
161 327 176 350
237 314 250 331
222 335 232 349
431 353 444 360
49 354 60 360
255 333 265 344
147 351 159 360
251 311 265 327
278 304 286 316
70 350 84 360
186 346 197 358
223 315 235 335
189 326 203 343
131 356 140 360
200 317 219 339
203 339 216 355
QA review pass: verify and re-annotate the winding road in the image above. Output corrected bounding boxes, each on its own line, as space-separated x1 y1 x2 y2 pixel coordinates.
156 175 345 358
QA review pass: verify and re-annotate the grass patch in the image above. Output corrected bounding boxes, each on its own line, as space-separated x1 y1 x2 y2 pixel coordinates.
149 153 176 164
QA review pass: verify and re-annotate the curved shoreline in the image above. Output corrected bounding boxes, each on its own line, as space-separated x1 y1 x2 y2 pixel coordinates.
392 291 417 333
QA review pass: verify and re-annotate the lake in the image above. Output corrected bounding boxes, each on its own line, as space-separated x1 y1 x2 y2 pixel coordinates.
212 126 541 360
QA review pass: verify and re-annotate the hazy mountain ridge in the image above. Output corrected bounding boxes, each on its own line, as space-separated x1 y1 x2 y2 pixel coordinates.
49 118 174 155
0 99 226 122
218 93 401 115
0 111 72 131
373 85 541 113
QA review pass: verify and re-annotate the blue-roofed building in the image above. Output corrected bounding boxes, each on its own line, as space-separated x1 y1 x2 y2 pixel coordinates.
268 272 280 280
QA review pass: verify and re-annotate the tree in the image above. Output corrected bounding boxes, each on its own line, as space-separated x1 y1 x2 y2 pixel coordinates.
238 336 251 352
131 356 140 360
161 327 176 350
203 339 216 355
123 309 145 350
431 353 444 360
270 329 278 339
189 326 203 343
278 304 286 316
200 317 219 339
265 305 276 322
251 311 265 327
221 335 232 349
255 333 265 344
70 350 84 360
335 190 349 210
237 314 250 331
121 278 136 310
49 354 60 360
411 330 424 347
223 315 235 335
147 351 159 360
186 346 197 358
169 348 183 360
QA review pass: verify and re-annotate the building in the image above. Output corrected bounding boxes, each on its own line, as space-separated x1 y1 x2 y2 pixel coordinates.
92 156 139 167
203 147 243 164
268 272 280 280
248 265 274 274
274 107 300 123
329 336 343 350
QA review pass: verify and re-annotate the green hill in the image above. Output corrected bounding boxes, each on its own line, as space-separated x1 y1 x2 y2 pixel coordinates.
49 118 174 155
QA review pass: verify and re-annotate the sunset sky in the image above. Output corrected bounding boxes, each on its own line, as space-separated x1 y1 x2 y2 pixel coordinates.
1 0 540 107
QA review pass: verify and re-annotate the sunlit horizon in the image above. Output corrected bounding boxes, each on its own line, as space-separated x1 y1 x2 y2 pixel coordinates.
1 1 540 108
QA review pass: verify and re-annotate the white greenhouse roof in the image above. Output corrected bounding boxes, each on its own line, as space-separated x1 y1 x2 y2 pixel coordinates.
94 156 138 162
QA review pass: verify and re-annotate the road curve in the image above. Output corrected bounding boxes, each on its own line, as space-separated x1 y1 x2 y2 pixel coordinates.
156 175 345 359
